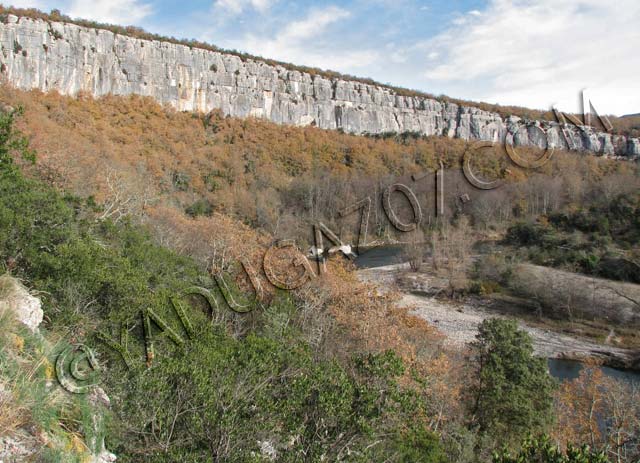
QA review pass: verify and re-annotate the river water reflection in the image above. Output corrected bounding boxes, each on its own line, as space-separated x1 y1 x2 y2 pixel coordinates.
354 245 405 269
548 358 640 384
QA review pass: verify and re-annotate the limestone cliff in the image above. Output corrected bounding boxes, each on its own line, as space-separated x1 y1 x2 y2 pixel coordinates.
1 14 638 157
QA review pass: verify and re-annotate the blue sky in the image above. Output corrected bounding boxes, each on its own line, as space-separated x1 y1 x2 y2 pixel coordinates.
7 0 640 115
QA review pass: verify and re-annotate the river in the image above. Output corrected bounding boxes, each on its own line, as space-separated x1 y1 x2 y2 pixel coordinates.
356 245 639 385
548 358 640 383
355 244 405 269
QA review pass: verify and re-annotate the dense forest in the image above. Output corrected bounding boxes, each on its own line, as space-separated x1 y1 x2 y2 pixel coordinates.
0 84 639 462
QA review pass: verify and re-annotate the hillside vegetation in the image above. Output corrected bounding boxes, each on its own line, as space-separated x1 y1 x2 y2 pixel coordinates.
0 102 460 461
0 85 639 461
2 85 637 245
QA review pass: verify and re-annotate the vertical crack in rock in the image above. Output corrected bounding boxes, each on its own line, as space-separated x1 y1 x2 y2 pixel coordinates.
335 105 343 130
393 111 401 132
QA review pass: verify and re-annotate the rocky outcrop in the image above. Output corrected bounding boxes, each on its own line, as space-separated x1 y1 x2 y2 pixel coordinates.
0 433 37 462
0 274 42 332
87 387 117 463
0 274 117 463
0 14 638 157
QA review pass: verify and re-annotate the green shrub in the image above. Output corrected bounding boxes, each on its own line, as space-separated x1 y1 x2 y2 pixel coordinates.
171 171 190 191
493 435 610 463
0 103 453 463
507 198 640 283
0 275 106 462
185 198 213 217
504 222 556 247
395 426 447 462
470 319 557 447
108 330 435 462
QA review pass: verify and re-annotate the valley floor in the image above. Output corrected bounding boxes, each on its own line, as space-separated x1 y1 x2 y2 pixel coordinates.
358 263 639 370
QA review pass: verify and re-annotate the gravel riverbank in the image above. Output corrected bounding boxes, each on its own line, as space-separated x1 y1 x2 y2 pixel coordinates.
358 263 639 369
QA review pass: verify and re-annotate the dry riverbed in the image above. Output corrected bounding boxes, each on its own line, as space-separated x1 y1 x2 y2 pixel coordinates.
358 263 640 370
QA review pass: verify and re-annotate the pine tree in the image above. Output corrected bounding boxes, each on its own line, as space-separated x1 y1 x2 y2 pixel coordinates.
471 318 557 445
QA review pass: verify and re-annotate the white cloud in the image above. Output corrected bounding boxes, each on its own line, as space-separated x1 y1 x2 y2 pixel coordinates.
451 9 483 26
67 0 153 24
226 6 380 71
214 0 274 15
276 6 350 42
420 0 640 115
388 44 408 64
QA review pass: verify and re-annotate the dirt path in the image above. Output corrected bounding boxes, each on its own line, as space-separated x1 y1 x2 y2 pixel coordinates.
358 264 638 368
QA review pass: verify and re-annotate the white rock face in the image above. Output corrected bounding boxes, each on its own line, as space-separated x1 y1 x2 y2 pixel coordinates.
14 290 42 333
0 14 637 157
0 275 43 332
0 434 36 461
85 387 117 463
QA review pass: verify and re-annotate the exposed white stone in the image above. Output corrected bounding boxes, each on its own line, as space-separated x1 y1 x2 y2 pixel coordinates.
91 450 118 463
0 434 36 461
0 275 43 332
15 291 42 333
87 387 117 463
258 440 277 461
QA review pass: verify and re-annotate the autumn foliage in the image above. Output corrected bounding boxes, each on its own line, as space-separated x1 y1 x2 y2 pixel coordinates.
554 367 640 462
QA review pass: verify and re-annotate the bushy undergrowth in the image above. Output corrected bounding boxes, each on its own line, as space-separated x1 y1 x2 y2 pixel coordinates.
0 108 455 461
110 332 446 462
503 193 640 283
0 100 625 460
493 435 609 463
0 274 106 462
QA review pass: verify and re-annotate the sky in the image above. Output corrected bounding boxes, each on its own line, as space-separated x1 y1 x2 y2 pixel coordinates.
6 0 640 116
